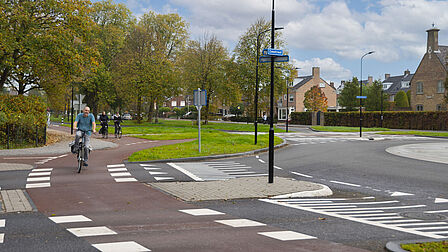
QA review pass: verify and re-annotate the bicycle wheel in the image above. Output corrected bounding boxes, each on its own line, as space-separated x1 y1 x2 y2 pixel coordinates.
118 127 122 139
77 145 83 173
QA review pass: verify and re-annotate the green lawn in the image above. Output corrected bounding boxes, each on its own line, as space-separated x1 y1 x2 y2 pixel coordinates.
377 131 448 137
311 126 390 132
128 131 282 161
401 240 448 251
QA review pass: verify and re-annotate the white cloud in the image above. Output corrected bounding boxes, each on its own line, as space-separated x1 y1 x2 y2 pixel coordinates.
292 57 352 86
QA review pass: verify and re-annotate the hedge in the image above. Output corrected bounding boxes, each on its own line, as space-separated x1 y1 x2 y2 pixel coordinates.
0 94 47 148
290 111 448 130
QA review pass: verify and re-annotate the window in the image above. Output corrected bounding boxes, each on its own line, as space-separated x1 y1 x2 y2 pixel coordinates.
416 82 423 94
289 94 294 102
180 101 185 106
401 81 410 88
416 104 424 111
284 94 287 100
437 104 443 111
437 80 445 93
319 83 326 88
171 101 177 107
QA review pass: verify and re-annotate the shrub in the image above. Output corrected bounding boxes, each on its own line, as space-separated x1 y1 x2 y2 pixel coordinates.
395 91 409 107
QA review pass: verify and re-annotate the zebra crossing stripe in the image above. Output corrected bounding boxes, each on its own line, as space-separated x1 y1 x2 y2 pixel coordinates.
107 164 125 168
258 231 316 241
26 183 51 188
396 222 448 227
0 233 3 243
93 241 150 252
0 219 4 227
49 215 92 224
67 226 117 237
154 177 174 181
108 168 127 172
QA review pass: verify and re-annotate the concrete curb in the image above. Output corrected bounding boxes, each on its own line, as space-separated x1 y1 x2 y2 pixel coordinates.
270 184 333 198
126 140 288 164
386 239 448 252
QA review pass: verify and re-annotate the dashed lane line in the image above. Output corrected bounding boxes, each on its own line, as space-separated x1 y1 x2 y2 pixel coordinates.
290 172 313 178
329 180 361 187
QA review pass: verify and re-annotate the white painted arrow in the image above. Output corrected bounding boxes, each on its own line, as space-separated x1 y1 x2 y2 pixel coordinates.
390 191 414 197
435 198 448 203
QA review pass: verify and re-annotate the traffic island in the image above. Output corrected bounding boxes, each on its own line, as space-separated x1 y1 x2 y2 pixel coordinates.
148 176 332 201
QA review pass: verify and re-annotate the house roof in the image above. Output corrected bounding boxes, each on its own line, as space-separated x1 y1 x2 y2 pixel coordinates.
383 73 413 95
436 45 448 70
291 75 313 90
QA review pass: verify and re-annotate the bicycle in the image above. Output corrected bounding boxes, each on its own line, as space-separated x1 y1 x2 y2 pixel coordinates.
115 123 122 139
76 130 91 173
100 123 108 139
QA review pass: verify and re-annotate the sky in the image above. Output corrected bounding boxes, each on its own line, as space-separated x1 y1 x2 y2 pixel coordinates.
108 0 448 87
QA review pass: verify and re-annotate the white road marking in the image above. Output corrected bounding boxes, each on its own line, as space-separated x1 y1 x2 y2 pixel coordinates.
115 178 138 183
435 198 448 204
148 171 168 175
326 205 426 212
110 172 132 177
255 155 260 158
49 215 92 224
139 164 154 167
329 180 361 187
432 230 448 234
0 219 4 227
216 169 249 172
296 201 399 206
26 183 51 188
396 222 448 227
415 226 448 231
231 173 268 177
215 219 266 228
260 199 444 239
227 172 257 175
0 233 3 243
274 166 283 170
335 210 386 214
108 168 127 172
363 217 404 220
167 163 204 181
32 168 53 172
258 231 316 241
312 206 357 209
67 226 117 237
27 177 50 182
390 191 414 197
291 172 313 178
179 209 225 216
28 172 51 177
144 167 160 170
154 177 174 181
425 210 448 213
258 159 266 163
348 213 398 217
93 241 151 252
277 198 349 202
107 164 125 168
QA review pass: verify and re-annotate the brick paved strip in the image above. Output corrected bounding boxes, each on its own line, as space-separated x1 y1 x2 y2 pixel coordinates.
0 190 33 212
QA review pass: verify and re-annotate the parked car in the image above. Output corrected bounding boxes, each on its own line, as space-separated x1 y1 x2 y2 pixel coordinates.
122 113 132 120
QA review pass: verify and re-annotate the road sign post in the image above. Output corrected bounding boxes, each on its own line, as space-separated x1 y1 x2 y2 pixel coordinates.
193 88 207 153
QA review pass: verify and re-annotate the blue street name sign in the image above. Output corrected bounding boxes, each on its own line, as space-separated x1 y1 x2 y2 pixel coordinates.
356 96 367 99
259 55 289 63
263 48 283 56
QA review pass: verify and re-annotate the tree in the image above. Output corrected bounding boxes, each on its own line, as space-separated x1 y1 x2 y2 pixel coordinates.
395 90 409 107
180 34 232 123
338 78 360 111
365 80 387 111
232 18 290 116
304 86 328 112
0 0 96 96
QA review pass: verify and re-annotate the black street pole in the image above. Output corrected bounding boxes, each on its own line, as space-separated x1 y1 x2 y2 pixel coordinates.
286 79 289 132
71 85 74 135
359 51 374 137
268 0 275 183
380 88 384 128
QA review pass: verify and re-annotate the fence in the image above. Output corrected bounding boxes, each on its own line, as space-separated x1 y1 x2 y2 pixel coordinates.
0 124 47 149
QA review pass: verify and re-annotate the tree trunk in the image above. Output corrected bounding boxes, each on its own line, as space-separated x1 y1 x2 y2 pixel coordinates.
137 94 142 124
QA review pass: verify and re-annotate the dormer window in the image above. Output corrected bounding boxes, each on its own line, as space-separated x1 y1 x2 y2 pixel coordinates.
401 81 410 88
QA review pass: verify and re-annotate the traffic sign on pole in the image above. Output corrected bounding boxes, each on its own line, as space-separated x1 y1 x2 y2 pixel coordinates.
263 48 283 56
356 96 367 99
259 55 289 63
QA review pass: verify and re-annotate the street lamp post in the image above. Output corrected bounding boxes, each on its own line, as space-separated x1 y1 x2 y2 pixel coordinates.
359 51 375 137
268 0 276 183
255 27 283 145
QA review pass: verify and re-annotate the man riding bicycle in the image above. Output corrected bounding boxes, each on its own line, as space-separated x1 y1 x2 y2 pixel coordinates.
113 112 122 138
73 106 96 166
99 111 109 137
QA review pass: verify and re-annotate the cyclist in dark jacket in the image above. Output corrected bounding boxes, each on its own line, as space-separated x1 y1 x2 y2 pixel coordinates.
113 112 122 137
99 111 109 135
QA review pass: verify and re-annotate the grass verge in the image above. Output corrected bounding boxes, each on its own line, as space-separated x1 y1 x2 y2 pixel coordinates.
311 126 390 132
401 240 448 251
377 131 448 137
128 131 283 161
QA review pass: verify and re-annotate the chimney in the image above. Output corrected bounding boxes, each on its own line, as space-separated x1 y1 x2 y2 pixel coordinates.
385 73 390 80
330 82 335 88
426 27 440 53
312 67 320 78
368 76 373 85
404 69 410 75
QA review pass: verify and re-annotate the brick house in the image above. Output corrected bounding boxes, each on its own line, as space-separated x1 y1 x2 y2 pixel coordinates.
278 67 337 119
410 27 448 111
383 70 414 102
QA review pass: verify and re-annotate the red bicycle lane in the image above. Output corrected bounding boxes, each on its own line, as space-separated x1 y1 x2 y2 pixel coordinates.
26 135 367 252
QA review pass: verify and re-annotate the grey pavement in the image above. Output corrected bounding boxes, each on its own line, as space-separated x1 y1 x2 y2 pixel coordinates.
386 142 448 165
150 176 332 201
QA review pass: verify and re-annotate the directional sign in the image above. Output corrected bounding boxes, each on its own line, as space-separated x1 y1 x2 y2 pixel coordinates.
263 48 283 56
259 55 289 63
356 96 367 99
